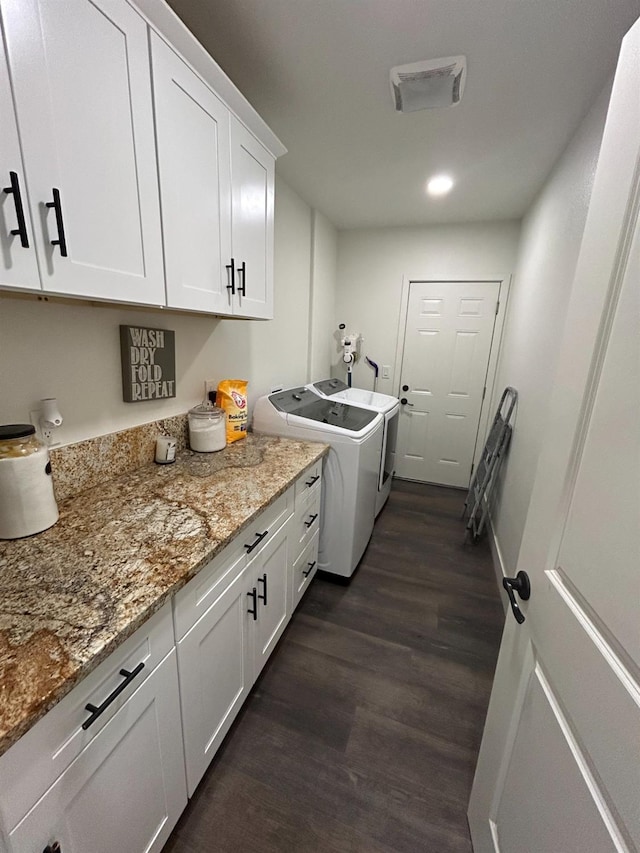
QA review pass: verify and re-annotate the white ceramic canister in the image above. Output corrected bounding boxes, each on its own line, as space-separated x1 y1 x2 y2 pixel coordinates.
0 424 59 539
188 404 226 453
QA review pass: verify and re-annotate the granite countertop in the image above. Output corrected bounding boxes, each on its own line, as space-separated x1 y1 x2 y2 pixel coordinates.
0 433 328 757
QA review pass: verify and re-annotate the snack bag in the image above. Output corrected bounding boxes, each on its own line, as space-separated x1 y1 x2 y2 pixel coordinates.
216 379 248 443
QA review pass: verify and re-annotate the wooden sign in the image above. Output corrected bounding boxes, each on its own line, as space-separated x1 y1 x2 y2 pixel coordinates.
119 325 176 402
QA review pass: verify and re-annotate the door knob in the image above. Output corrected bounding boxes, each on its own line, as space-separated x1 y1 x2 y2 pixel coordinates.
400 398 414 406
402 384 409 392
502 571 531 624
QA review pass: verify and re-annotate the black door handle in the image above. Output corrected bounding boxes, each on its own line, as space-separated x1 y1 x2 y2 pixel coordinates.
247 588 258 620
400 398 414 406
238 260 246 296
3 171 29 247
226 257 235 294
46 188 68 257
303 560 316 578
502 571 531 624
304 513 318 528
305 474 320 487
82 662 145 729
258 572 267 606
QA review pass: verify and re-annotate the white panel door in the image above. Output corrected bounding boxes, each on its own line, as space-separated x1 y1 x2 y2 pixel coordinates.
151 33 233 314
177 554 251 796
0 21 40 292
395 281 500 487
230 116 274 319
469 18 640 851
2 0 165 305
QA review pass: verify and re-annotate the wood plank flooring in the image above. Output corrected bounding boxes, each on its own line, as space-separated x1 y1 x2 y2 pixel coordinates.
164 480 505 853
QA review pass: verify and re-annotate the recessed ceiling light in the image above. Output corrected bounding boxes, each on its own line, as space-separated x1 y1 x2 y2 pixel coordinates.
427 174 454 196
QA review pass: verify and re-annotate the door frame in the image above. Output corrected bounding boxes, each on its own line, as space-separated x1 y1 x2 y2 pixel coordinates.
392 275 512 482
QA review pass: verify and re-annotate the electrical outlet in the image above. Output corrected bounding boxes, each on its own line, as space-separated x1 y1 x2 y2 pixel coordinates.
382 365 391 379
203 379 217 402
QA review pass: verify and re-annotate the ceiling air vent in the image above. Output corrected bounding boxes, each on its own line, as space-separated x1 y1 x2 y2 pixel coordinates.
390 56 466 112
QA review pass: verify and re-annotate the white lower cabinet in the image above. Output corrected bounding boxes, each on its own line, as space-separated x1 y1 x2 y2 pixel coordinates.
246 523 291 680
7 650 186 853
0 465 323 851
176 548 251 796
174 488 294 796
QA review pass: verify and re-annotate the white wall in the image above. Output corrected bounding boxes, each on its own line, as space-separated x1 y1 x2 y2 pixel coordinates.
0 176 334 446
335 222 521 394
489 83 612 575
308 210 337 382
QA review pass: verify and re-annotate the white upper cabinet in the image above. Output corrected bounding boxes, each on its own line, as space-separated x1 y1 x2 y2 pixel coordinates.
1 0 165 305
0 23 40 292
230 117 275 319
151 33 233 314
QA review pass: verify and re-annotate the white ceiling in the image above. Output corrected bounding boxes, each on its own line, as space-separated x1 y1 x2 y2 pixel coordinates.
166 0 640 229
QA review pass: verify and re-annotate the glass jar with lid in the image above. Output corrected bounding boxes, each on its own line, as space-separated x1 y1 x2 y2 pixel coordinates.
188 404 226 453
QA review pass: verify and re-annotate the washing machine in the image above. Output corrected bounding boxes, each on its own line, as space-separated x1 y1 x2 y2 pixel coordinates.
253 386 384 578
309 379 400 516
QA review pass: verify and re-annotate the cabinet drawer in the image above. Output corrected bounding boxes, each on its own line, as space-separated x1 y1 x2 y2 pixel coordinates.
294 461 322 505
7 650 186 853
238 487 293 559
0 602 174 832
291 488 321 564
291 530 319 610
173 541 246 641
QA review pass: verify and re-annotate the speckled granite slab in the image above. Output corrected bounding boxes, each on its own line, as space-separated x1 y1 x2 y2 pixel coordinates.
0 433 327 757
50 414 190 502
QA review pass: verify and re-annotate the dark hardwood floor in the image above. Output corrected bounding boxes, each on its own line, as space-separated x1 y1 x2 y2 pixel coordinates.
164 480 505 853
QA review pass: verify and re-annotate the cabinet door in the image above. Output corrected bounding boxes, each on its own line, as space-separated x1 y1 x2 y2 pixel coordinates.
230 116 274 319
176 554 251 796
249 523 290 679
0 18 40 292
2 0 165 305
8 651 187 853
151 33 233 315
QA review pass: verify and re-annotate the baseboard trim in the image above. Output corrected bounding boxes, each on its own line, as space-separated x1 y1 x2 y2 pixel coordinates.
486 509 508 614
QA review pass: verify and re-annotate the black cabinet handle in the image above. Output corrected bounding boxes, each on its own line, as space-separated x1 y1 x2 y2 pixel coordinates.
43 843 61 853
226 257 235 294
247 588 258 620
502 571 531 625
82 662 145 730
238 260 246 296
3 171 29 248
304 513 318 528
305 474 320 487
257 572 267 605
303 560 316 578
45 188 68 257
244 530 269 554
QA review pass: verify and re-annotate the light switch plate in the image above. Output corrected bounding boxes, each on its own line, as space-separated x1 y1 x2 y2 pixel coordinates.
382 365 391 379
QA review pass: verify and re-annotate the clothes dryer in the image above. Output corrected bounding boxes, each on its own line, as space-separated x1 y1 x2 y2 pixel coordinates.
253 386 383 578
309 379 399 516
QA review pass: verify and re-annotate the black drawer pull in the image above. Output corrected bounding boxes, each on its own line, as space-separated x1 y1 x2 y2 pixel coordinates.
226 257 235 294
247 588 258 620
258 572 267 605
45 188 68 257
3 171 29 247
43 843 61 853
82 662 145 730
244 529 269 554
305 474 320 487
238 260 246 296
304 513 318 528
303 561 316 578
